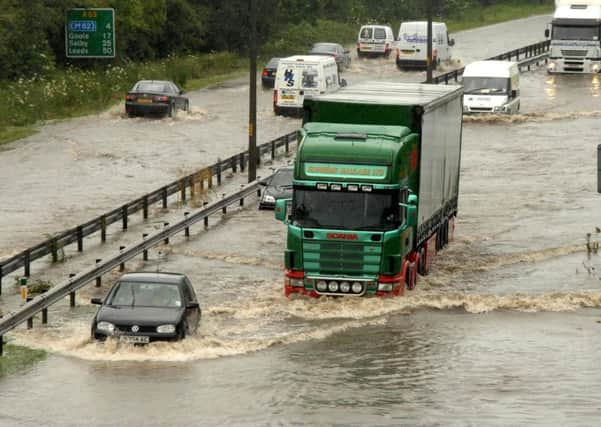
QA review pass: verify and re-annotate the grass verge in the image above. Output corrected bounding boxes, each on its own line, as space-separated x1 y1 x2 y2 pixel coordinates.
0 126 38 147
0 342 46 378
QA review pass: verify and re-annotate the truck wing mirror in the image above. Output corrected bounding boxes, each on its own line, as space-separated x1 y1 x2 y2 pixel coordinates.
275 198 292 223
91 298 103 305
545 29 550 38
511 90 517 98
399 194 418 228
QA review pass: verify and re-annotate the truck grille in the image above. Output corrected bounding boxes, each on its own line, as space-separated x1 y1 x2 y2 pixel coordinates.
561 50 587 57
303 240 382 276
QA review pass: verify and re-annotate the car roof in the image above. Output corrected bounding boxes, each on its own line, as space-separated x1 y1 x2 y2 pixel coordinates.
118 272 186 285
311 42 340 48
135 80 175 86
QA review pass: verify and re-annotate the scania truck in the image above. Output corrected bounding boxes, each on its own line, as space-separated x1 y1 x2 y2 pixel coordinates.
274 82 463 297
546 0 601 73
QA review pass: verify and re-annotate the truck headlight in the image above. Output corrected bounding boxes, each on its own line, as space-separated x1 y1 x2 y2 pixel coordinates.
262 195 275 203
352 282 363 293
339 281 351 293
493 106 503 113
96 321 115 334
316 281 328 292
289 278 303 287
593 64 601 73
328 281 339 292
157 324 176 334
547 62 556 71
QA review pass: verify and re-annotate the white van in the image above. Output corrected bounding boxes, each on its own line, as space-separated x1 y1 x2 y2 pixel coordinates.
396 21 454 69
274 55 343 116
462 61 520 114
356 25 395 57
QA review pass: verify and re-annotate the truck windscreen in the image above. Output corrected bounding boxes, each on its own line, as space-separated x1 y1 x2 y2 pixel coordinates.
292 189 399 231
463 77 508 94
553 25 600 41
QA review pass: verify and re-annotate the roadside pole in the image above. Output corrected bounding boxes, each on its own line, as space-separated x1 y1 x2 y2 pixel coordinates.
426 1 433 83
598 144 601 193
248 0 258 183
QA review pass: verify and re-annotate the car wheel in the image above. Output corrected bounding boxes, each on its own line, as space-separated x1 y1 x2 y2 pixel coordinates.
178 321 188 340
168 103 174 118
184 100 189 112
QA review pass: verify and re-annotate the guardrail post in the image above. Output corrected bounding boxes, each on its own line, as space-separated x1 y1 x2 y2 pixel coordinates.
181 179 187 202
285 136 290 153
598 144 601 193
143 233 149 261
232 157 237 173
51 237 58 263
0 336 3 356
0 265 2 296
184 212 190 237
162 187 168 209
24 250 30 277
271 141 276 159
70 291 76 307
217 163 222 186
119 246 126 271
95 259 102 287
26 296 33 329
101 216 107 243
240 197 244 207
240 153 245 172
208 173 213 189
122 205 128 230
77 226 83 252
164 222 170 244
42 308 48 324
143 196 149 220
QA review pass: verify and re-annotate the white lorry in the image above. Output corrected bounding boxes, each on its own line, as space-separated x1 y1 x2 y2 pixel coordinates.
395 21 454 70
462 61 520 114
273 55 344 117
546 0 601 73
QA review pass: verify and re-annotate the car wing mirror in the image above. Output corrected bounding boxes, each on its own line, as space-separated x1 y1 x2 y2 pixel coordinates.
91 298 103 305
339 78 347 87
186 302 200 309
545 29 550 38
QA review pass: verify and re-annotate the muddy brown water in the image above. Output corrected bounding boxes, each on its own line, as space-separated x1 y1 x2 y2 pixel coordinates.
3 14 601 426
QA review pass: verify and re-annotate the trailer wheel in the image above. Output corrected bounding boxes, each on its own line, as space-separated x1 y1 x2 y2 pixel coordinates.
418 246 428 276
443 220 449 246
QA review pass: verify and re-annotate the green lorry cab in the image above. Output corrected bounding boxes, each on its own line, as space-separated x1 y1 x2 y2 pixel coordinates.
275 82 463 297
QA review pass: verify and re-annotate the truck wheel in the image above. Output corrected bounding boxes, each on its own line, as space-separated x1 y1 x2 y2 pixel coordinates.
406 262 417 290
443 220 449 246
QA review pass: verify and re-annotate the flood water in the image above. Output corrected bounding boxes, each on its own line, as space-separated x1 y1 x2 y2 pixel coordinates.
3 14 601 426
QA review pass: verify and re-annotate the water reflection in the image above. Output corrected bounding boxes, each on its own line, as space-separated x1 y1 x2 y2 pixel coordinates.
591 75 601 97
544 75 556 100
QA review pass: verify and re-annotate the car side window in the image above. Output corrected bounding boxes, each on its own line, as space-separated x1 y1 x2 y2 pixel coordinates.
183 278 197 302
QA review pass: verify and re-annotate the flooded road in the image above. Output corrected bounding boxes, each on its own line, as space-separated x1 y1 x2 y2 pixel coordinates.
4 13 601 426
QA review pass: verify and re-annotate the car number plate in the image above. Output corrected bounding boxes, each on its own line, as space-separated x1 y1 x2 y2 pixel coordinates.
401 50 415 55
119 335 149 344
281 95 295 100
137 98 152 103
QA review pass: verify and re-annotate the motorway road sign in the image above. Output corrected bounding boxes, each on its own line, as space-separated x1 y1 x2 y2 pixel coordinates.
65 8 115 58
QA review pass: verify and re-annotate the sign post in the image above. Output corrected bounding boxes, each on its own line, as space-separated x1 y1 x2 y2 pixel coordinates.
65 8 115 58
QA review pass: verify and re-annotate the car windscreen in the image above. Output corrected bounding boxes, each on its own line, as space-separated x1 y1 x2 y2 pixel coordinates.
270 169 293 187
374 28 387 39
463 77 508 94
107 281 183 308
360 27 373 39
553 25 600 41
133 82 169 93
292 188 399 231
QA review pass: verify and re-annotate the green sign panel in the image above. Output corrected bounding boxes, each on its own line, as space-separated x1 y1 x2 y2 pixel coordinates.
304 163 388 181
65 8 115 58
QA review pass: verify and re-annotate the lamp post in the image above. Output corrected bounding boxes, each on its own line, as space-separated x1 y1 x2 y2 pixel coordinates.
248 0 258 183
426 0 433 83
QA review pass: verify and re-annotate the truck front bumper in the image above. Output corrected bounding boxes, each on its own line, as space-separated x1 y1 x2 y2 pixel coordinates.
547 58 601 74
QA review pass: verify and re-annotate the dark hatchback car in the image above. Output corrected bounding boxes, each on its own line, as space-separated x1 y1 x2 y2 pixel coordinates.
308 42 351 71
125 80 189 118
91 272 201 344
259 166 293 209
261 57 280 88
